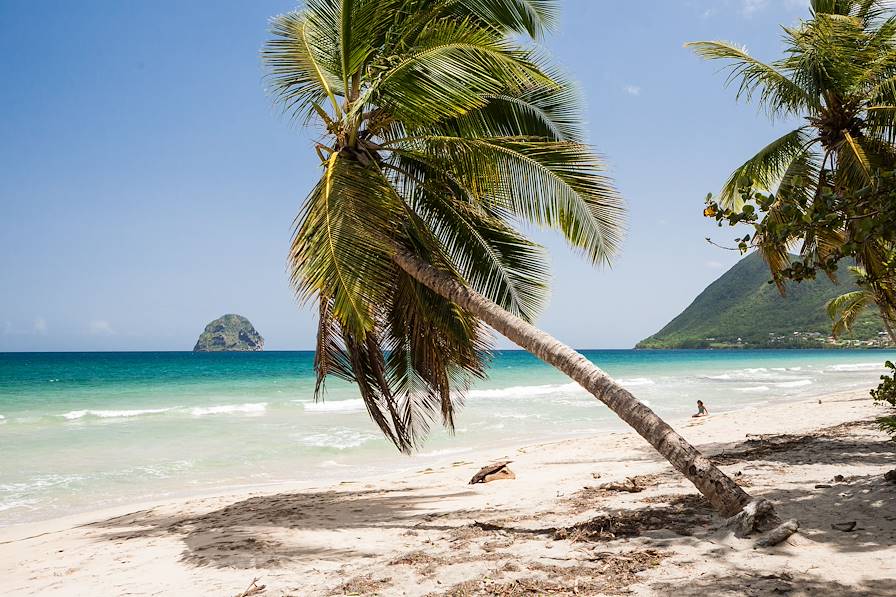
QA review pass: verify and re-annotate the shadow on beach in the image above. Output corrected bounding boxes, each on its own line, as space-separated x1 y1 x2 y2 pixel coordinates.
87 486 485 569
83 416 896 595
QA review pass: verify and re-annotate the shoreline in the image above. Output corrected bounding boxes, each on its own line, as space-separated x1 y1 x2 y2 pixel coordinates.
3 389 894 595
0 387 859 538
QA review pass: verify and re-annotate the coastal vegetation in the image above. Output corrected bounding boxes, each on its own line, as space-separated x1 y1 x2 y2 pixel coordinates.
690 0 896 338
264 0 753 515
827 265 896 341
690 0 896 428
638 252 888 349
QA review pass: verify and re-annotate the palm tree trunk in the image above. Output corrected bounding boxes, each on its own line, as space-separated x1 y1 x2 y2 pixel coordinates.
393 249 753 516
883 316 896 344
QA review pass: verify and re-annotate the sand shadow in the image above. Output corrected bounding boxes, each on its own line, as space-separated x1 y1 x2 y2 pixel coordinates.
648 567 896 597
87 486 482 569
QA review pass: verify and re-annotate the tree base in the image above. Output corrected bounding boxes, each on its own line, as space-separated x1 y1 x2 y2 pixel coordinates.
724 499 799 548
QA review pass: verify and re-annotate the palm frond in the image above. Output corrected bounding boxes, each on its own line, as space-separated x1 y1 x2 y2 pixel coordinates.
836 131 873 189
718 128 815 207
391 154 551 320
289 153 403 335
391 135 625 265
685 41 814 116
359 19 552 127
384 267 490 446
827 289 873 337
264 11 344 121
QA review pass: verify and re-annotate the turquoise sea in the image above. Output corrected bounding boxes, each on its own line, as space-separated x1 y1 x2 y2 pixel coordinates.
1 349 894 526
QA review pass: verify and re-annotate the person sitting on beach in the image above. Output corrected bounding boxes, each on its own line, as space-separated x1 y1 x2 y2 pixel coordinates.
692 400 709 418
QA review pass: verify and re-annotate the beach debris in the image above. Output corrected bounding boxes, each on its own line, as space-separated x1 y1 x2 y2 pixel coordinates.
884 469 896 483
754 519 799 548
596 477 647 493
469 461 515 484
725 498 780 537
831 521 857 532
815 484 833 489
233 578 265 597
833 474 845 482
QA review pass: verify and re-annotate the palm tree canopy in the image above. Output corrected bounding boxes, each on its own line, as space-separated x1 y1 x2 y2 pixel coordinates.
263 0 625 452
688 0 896 292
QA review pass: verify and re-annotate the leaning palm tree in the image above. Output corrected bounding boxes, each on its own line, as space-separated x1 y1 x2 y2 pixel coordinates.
264 0 751 515
688 0 896 306
827 266 896 341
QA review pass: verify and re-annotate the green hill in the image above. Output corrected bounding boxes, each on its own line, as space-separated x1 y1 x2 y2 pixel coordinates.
637 252 889 349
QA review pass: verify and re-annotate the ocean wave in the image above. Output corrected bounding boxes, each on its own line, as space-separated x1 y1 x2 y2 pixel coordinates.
468 382 583 400
299 429 376 450
416 447 473 458
701 368 811 384
825 363 886 372
317 460 351 468
618 377 655 387
774 379 813 388
493 412 538 419
303 399 366 413
734 386 770 393
61 407 174 420
190 403 267 416
0 499 36 513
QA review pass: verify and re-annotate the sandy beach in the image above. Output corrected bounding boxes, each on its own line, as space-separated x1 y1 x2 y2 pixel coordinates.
1 390 894 596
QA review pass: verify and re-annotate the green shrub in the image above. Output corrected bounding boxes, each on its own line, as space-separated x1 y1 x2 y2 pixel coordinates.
871 361 896 439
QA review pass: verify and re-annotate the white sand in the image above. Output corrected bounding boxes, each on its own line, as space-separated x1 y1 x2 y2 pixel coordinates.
1 390 894 596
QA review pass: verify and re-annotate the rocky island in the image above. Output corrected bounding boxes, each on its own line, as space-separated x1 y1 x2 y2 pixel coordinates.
193 314 264 352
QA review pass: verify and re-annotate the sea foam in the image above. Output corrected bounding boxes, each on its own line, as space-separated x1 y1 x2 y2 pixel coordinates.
468 382 583 400
618 377 655 387
61 407 173 420
189 403 267 416
774 379 813 388
826 362 886 372
299 429 376 449
303 399 366 413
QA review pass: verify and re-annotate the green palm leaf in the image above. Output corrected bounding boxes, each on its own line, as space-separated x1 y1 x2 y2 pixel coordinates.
266 0 625 452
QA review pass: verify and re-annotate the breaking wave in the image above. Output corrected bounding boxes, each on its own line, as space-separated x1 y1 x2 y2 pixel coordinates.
468 382 583 400
299 428 377 450
61 408 174 420
189 403 267 416
303 399 366 413
825 363 886 372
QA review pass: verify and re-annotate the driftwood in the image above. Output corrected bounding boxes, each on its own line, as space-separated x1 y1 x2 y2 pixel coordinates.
469 461 515 484
233 578 265 597
885 469 896 483
755 519 799 547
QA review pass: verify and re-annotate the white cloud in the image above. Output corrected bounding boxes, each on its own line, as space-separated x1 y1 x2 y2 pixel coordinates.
706 260 724 269
623 85 641 96
33 318 48 335
741 0 768 17
88 320 116 336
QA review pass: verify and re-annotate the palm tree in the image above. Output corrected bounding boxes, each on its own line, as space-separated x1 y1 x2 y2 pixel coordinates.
827 266 896 341
688 0 896 302
264 0 751 516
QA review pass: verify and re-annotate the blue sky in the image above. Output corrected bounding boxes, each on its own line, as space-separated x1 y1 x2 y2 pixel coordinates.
0 0 818 351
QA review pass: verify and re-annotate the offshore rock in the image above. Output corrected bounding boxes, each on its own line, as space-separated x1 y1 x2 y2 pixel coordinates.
193 314 264 352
